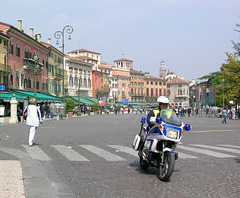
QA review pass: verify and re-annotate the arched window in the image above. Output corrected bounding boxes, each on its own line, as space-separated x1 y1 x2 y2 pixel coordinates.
9 40 14 54
16 42 20 57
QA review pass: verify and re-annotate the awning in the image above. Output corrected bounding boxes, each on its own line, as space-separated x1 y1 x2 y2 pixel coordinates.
0 92 27 102
70 97 95 105
10 89 62 102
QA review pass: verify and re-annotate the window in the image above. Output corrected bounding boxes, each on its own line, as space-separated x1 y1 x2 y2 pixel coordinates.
151 89 153 96
16 71 19 88
10 70 13 85
146 88 149 96
16 42 20 57
151 81 153 85
28 74 31 88
74 75 78 86
69 75 73 87
156 89 158 96
37 78 39 90
88 78 91 88
84 77 87 87
155 82 158 85
122 83 126 87
9 40 14 55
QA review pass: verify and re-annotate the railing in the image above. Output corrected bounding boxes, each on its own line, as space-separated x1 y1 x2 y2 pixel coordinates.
23 58 44 68
0 63 11 72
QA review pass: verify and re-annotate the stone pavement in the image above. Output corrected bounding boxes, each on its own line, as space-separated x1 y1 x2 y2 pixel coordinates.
0 160 25 198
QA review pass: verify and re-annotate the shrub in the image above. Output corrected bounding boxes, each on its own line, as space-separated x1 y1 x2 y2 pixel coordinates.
92 103 99 112
66 99 75 112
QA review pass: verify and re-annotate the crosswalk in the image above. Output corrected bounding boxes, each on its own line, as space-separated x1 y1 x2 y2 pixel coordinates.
0 144 239 162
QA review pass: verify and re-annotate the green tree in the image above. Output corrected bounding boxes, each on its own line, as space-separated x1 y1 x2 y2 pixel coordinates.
219 53 240 105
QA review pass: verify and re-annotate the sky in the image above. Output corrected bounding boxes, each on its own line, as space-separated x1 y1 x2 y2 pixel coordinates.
1 0 240 81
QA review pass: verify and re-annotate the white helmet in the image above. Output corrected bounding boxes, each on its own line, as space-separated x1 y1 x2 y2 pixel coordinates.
157 96 169 104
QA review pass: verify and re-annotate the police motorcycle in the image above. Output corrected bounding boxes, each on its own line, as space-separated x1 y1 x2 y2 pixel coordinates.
132 108 191 181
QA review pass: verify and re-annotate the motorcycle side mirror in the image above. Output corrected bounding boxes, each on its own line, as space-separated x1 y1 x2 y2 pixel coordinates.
156 117 162 124
184 124 191 131
141 117 146 124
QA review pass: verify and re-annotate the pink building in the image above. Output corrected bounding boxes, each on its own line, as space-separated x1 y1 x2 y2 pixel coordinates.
112 58 132 102
0 20 49 93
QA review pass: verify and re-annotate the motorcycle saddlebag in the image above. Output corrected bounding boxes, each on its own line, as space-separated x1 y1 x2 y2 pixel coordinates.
132 134 141 151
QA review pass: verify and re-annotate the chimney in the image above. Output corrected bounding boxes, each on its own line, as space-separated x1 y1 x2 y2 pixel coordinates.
36 34 41 42
29 27 34 38
48 38 51 45
17 19 22 31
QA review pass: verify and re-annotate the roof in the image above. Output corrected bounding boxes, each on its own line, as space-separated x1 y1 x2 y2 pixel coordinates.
68 48 101 55
130 69 144 75
168 77 189 84
145 75 161 80
65 55 96 63
98 64 112 69
114 58 133 62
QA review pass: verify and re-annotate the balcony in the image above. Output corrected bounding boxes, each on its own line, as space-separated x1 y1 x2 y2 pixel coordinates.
53 73 63 81
0 63 11 73
23 58 44 69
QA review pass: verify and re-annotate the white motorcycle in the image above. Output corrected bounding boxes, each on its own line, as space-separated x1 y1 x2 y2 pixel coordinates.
132 109 191 181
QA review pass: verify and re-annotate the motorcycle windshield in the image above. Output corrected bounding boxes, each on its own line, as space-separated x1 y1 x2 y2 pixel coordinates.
160 109 182 126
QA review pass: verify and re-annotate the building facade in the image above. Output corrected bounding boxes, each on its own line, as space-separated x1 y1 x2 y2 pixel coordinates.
0 20 49 93
65 56 93 97
144 72 167 103
98 63 112 102
130 69 145 103
112 58 132 102
167 77 190 108
42 39 64 96
0 31 10 90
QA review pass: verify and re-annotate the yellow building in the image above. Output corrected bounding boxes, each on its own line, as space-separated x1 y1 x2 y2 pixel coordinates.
42 40 64 96
0 31 10 89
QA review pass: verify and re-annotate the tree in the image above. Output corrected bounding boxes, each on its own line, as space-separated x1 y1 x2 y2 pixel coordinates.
219 53 240 105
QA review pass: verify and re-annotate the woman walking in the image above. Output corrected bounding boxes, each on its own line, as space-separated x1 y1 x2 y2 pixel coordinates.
23 99 43 146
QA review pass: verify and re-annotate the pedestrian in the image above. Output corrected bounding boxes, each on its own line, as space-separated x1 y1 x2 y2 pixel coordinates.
222 107 228 124
17 102 22 122
45 103 50 118
23 99 43 147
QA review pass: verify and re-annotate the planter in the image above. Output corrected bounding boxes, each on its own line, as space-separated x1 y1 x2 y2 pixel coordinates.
68 112 73 118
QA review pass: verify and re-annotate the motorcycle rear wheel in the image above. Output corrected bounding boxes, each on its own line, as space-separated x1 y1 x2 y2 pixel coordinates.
159 152 175 181
140 157 149 170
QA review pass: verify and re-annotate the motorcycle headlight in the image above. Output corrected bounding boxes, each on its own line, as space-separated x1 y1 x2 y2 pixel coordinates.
167 128 178 140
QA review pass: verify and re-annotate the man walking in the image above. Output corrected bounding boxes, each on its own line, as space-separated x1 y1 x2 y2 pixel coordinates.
222 108 228 124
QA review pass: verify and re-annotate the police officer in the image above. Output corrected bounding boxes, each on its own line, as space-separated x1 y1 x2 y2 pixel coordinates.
146 96 169 130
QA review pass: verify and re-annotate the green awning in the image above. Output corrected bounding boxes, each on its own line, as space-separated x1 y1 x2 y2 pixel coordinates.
70 97 95 105
0 92 28 102
85 97 98 104
10 89 62 102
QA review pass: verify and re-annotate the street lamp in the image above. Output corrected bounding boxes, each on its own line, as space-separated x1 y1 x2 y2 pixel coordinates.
77 83 81 116
222 79 225 107
54 25 73 102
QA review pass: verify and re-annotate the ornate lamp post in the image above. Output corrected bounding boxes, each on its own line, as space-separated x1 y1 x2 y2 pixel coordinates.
54 25 73 102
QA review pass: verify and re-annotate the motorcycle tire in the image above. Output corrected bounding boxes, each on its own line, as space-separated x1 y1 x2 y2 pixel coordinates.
159 152 175 182
140 157 149 170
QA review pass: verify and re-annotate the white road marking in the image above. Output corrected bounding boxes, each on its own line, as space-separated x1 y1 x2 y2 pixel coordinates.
22 145 51 161
191 144 240 154
52 145 89 161
178 145 236 158
79 145 126 161
108 145 138 157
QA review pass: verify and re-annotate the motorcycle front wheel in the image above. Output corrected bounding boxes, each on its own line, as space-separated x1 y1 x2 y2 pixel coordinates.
159 152 175 181
140 157 149 170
